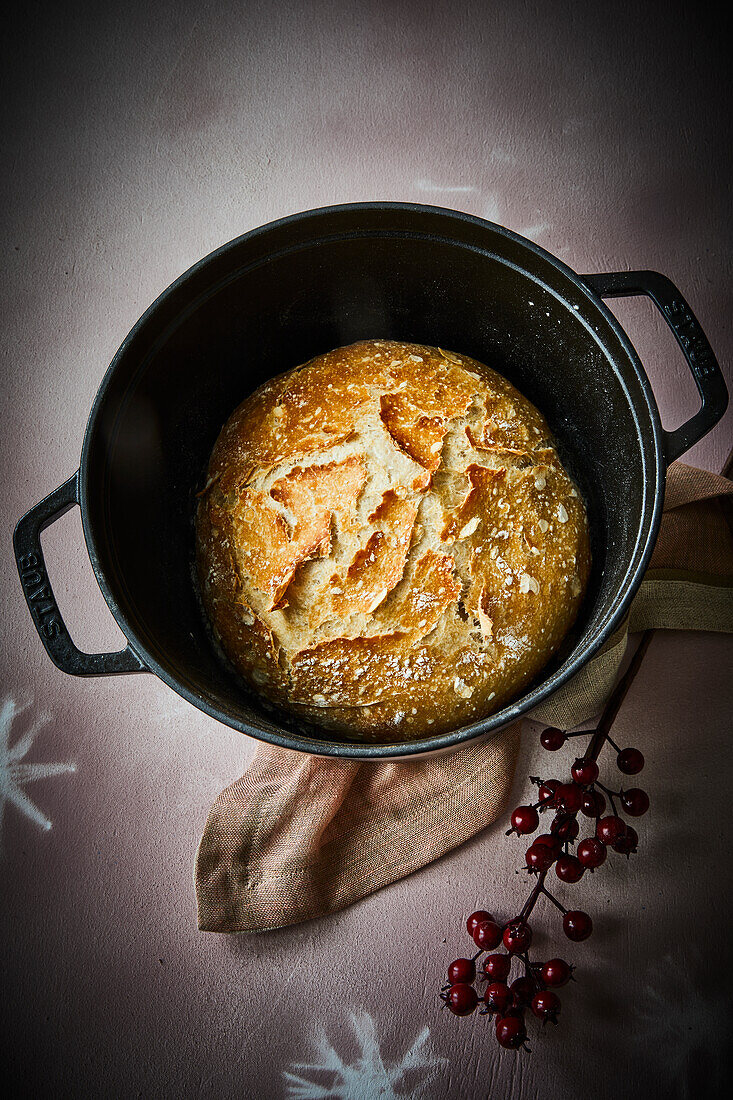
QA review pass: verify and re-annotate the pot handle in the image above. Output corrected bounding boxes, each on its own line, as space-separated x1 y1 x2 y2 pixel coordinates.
13 471 147 676
581 270 728 464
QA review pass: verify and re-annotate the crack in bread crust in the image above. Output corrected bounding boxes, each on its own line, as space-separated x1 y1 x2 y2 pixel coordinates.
196 340 591 741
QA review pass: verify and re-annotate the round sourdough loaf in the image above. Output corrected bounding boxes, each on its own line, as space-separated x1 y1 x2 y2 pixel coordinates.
196 340 590 740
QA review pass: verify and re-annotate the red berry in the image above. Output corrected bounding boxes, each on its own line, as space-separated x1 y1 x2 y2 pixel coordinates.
537 779 561 806
551 814 580 842
534 833 563 855
531 990 561 1023
540 726 565 751
580 789 606 818
467 910 494 937
484 981 512 1014
511 805 540 835
473 920 503 950
555 855 585 883
503 922 532 954
571 759 599 785
510 975 539 1007
597 815 627 845
448 958 476 984
621 788 650 817
617 747 645 775
446 983 478 1015
483 953 511 982
495 1014 527 1049
541 958 573 987
557 783 583 814
612 825 639 856
577 837 607 869
563 910 593 941
525 842 556 873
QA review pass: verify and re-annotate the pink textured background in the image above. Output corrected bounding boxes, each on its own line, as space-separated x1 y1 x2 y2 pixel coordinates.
1 2 731 1096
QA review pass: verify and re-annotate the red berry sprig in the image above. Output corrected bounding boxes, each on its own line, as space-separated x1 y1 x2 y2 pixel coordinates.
439 631 654 1051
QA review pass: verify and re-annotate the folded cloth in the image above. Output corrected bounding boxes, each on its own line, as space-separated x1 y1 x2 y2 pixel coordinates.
195 462 733 933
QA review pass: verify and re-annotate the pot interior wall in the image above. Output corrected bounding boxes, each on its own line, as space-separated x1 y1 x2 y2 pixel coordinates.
83 211 659 745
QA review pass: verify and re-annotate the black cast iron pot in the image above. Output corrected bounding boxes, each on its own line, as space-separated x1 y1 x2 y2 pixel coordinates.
13 203 728 758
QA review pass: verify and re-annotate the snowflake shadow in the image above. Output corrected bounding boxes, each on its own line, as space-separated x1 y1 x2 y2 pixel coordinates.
283 1010 448 1099
0 694 76 852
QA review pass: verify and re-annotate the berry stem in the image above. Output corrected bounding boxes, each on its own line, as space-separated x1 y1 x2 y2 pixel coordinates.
518 871 548 923
540 886 567 915
594 780 621 816
520 952 537 979
581 630 655 765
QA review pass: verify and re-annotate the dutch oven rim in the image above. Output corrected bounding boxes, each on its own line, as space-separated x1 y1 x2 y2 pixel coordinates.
15 201 729 759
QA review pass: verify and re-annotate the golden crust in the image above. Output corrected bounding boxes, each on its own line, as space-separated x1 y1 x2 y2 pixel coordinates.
196 339 591 741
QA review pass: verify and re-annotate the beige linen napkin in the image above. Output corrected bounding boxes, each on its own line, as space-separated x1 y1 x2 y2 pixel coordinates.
196 462 733 933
